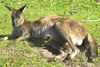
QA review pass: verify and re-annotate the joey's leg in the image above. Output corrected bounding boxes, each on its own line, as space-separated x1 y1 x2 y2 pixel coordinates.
9 33 30 44
0 33 18 41
63 42 72 53
40 35 51 46
48 44 69 62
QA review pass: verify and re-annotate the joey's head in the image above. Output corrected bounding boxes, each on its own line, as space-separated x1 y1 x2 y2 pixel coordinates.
5 4 28 27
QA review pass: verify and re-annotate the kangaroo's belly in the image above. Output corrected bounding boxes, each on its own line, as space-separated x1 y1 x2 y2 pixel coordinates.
44 26 66 46
31 24 66 46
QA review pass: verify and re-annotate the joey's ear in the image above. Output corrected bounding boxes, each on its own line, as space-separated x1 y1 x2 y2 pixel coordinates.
5 6 15 12
19 4 28 12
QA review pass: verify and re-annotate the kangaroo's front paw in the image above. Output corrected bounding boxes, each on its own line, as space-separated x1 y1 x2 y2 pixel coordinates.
41 43 45 46
0 37 8 40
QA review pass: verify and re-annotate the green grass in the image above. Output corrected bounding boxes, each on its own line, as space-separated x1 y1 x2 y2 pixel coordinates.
0 0 100 67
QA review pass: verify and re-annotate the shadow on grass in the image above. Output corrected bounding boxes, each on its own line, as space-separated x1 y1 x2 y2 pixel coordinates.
27 38 60 55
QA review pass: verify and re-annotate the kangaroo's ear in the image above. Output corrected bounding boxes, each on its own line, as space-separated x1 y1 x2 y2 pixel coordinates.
5 6 15 12
19 4 28 12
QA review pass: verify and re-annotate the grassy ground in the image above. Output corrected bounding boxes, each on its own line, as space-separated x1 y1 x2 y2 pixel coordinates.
0 0 100 67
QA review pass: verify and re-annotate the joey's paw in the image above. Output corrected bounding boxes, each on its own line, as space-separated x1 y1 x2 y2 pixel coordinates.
41 44 45 46
40 42 45 46
38 43 44 47
47 58 56 62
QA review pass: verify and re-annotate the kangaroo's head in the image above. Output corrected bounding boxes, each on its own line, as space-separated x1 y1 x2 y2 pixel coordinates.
5 4 28 27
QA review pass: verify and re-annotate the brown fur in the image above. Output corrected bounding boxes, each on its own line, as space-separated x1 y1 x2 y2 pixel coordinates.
0 4 98 62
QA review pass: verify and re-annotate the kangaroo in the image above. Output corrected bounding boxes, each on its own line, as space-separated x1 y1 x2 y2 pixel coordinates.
0 4 98 62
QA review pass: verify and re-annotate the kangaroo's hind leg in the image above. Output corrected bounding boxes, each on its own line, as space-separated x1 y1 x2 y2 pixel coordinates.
40 35 70 62
47 43 71 62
